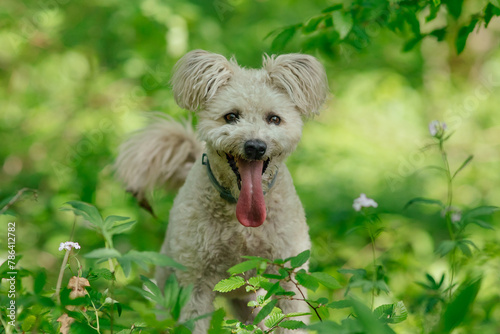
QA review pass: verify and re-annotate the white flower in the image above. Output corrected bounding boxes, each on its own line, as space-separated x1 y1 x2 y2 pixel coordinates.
353 193 378 211
451 212 461 223
59 241 81 251
441 207 462 223
429 120 447 137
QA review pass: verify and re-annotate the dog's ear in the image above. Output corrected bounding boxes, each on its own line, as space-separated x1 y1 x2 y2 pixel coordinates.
171 50 233 111
264 53 328 117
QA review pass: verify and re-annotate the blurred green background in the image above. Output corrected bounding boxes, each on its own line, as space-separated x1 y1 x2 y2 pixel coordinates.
1 0 500 332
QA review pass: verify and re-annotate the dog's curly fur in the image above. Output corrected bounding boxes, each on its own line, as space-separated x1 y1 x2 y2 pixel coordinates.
116 50 328 333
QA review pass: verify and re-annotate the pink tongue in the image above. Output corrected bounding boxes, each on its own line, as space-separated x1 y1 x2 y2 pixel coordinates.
236 159 266 227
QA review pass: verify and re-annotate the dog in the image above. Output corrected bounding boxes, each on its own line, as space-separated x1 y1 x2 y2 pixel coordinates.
115 50 328 333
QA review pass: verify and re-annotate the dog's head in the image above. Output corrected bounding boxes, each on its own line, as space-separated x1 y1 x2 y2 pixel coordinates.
171 50 328 227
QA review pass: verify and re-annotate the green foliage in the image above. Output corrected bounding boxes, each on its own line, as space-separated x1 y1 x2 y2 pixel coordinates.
268 0 500 55
373 301 408 324
213 276 246 293
212 250 406 333
416 273 447 313
435 278 482 333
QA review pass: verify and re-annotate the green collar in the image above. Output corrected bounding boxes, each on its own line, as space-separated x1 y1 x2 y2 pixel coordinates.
202 153 278 204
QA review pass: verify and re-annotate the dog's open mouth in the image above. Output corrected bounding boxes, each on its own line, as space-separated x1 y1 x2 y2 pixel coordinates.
226 153 270 228
226 154 270 190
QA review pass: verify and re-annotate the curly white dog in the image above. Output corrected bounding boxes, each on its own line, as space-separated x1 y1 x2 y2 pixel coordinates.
116 50 328 333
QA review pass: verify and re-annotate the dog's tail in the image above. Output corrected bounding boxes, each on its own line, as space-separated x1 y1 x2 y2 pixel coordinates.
115 113 202 215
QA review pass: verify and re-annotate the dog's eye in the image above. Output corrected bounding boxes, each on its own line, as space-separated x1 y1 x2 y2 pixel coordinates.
224 112 239 124
267 115 281 125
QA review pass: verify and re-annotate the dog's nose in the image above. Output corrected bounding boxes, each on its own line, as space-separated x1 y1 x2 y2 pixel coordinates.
244 139 267 160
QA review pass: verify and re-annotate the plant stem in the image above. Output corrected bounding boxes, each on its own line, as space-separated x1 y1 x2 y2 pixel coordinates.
55 250 71 304
440 144 455 241
290 276 322 322
439 139 456 300
55 218 79 304
0 188 36 215
103 240 116 333
89 299 101 333
368 225 377 311
104 241 116 274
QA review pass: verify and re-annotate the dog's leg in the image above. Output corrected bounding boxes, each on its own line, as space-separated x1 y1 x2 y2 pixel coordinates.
179 280 217 334
228 287 267 325
229 296 255 324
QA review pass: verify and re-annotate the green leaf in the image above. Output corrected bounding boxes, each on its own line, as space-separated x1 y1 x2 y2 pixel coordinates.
445 0 464 19
303 16 325 34
253 299 278 325
34 270 46 295
175 284 193 320
331 11 353 39
140 275 164 305
404 197 445 210
88 268 114 281
209 308 227 334
310 272 341 289
263 267 288 280
289 250 310 268
429 28 447 41
264 308 285 328
85 247 121 260
128 285 157 303
108 220 137 236
463 206 499 220
327 299 352 309
439 278 482 332
338 268 366 276
164 274 180 309
284 312 311 318
295 271 319 292
248 276 268 289
452 155 473 179
436 240 457 257
460 239 479 250
456 241 472 257
469 219 494 230
117 256 132 277
271 26 297 52
403 9 421 36
103 214 130 227
485 3 500 27
427 3 441 22
456 19 478 54
374 301 408 324
228 259 261 275
173 325 193 334
279 320 306 329
61 201 103 227
21 315 37 332
264 281 281 300
351 299 396 334
213 276 245 293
